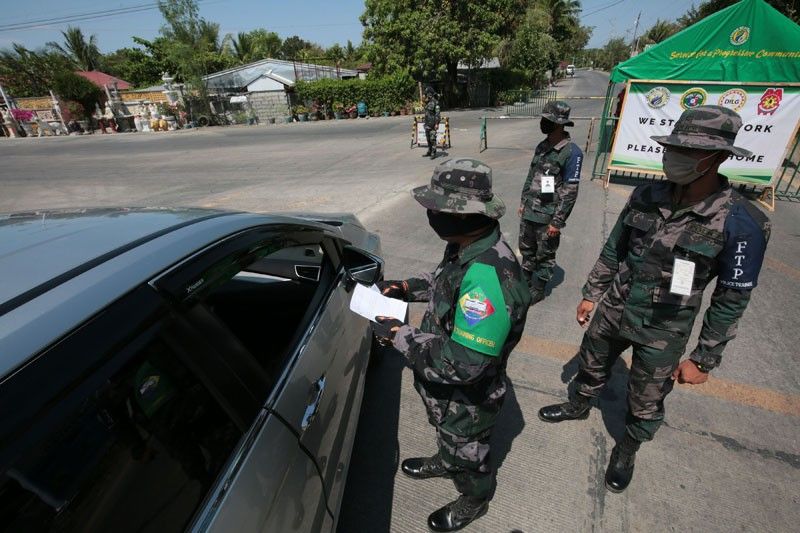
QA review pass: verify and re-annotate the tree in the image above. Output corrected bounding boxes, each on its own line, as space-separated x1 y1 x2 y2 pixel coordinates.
46 26 102 71
642 19 679 44
680 0 798 26
535 0 586 76
596 37 630 71
281 35 311 59
501 4 558 86
51 70 103 120
0 44 73 96
101 47 164 87
361 0 516 104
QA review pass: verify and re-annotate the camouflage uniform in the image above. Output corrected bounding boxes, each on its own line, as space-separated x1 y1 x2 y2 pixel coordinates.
519 101 583 295
423 92 441 155
576 106 770 442
391 159 531 499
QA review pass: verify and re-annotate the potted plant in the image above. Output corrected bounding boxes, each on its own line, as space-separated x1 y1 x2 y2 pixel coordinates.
345 103 357 119
333 102 344 119
295 105 308 122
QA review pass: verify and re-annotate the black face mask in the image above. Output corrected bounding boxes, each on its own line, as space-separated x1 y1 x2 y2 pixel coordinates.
426 210 492 238
540 118 556 134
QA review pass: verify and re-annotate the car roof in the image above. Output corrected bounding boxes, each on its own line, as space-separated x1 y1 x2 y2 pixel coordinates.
0 208 231 313
0 208 342 379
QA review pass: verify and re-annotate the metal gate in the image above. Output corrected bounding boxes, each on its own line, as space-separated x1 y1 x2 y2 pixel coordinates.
505 90 557 116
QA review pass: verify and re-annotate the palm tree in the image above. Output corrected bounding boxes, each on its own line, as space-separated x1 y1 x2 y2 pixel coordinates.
47 26 101 71
222 32 255 63
644 19 679 44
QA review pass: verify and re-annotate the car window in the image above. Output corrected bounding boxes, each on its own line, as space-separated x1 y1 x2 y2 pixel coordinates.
199 240 335 385
0 313 242 533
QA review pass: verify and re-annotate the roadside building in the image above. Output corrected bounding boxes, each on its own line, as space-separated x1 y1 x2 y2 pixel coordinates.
203 58 359 122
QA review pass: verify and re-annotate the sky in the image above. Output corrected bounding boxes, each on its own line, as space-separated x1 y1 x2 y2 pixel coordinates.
1 0 705 53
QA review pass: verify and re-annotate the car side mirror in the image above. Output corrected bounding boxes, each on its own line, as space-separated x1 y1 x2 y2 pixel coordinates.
342 245 384 285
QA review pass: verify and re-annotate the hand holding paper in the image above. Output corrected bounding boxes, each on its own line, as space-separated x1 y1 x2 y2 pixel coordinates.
349 282 408 322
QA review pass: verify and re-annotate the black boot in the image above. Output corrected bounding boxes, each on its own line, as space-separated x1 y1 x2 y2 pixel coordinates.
428 495 489 532
605 434 641 493
528 276 547 306
430 149 437 159
401 454 452 480
423 150 432 157
538 395 591 423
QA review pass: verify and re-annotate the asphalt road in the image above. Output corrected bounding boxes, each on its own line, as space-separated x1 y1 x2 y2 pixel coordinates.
1 69 798 533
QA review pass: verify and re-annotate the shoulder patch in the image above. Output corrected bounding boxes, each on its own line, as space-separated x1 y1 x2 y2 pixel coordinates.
452 263 511 356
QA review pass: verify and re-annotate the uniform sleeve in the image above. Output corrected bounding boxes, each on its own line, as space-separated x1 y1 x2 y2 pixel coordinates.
690 204 769 368
521 157 535 207
551 144 583 229
404 273 434 302
581 195 633 302
391 263 514 385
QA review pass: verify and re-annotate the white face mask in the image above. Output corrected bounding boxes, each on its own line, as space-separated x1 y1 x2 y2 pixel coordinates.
662 150 721 185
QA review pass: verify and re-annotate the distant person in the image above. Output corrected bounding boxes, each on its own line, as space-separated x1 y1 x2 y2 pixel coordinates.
422 86 441 159
374 158 530 531
518 100 583 304
538 106 770 494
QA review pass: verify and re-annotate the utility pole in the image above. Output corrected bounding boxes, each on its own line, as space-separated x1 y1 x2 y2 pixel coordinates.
631 11 642 56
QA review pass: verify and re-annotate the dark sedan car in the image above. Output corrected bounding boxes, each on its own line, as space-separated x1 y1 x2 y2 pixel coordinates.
0 208 383 533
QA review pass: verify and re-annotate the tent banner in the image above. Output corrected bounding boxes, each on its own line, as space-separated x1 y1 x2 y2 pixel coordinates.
609 80 800 186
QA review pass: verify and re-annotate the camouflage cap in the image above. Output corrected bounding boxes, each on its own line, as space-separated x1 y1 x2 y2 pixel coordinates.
650 105 752 157
412 158 506 219
541 100 574 126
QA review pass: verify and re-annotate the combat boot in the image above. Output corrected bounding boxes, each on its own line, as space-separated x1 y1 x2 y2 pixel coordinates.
428 495 489 532
401 454 452 480
538 394 591 423
430 148 437 159
605 434 640 493
529 276 547 305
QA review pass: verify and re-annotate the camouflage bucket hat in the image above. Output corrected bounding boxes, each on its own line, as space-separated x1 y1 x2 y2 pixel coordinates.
541 100 574 126
412 158 506 219
650 105 752 158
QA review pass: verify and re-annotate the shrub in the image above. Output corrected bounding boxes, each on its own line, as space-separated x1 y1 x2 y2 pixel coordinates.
295 72 415 115
51 71 102 121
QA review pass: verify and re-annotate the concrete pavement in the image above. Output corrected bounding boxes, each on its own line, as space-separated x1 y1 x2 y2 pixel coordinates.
1 70 798 532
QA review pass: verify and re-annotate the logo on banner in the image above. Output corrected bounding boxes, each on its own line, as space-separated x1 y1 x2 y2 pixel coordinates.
757 88 783 115
645 86 670 109
729 26 750 46
458 288 495 327
680 88 707 110
718 89 747 112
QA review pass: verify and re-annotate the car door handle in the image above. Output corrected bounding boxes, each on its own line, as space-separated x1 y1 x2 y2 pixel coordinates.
301 376 326 431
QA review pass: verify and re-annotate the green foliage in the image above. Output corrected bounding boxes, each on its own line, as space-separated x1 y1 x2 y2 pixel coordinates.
505 5 558 84
361 0 516 102
681 0 798 25
51 70 103 120
641 19 679 46
0 44 73 97
101 47 164 87
295 72 415 113
46 26 102 71
592 37 630 71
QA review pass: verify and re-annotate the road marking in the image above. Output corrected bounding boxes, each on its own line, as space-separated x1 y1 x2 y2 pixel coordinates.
408 309 800 416
764 256 800 281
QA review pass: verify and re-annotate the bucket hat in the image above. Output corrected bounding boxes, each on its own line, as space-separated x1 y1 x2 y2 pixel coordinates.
412 158 505 219
650 105 752 157
541 100 574 127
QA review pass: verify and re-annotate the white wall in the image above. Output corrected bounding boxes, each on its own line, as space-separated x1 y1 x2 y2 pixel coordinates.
247 76 286 92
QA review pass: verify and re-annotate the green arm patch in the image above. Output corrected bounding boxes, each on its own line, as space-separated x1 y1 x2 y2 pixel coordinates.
452 262 511 357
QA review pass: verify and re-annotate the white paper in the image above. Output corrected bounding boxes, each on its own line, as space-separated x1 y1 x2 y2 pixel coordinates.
541 175 555 194
349 283 408 322
670 258 695 296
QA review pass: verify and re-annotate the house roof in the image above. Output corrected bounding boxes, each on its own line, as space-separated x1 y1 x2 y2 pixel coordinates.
75 71 132 90
203 58 359 91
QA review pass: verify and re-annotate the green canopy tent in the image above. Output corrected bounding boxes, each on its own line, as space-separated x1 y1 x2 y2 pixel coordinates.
593 0 800 198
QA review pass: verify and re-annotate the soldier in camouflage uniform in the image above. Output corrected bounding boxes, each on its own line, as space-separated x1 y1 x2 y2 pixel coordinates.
423 87 441 159
518 100 584 304
539 106 770 493
374 158 530 532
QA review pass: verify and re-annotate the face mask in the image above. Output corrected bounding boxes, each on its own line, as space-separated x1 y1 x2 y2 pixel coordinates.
426 210 492 238
540 119 556 134
662 150 721 185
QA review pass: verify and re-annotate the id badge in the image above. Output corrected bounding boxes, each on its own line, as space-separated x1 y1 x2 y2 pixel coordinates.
670 257 695 296
541 175 555 194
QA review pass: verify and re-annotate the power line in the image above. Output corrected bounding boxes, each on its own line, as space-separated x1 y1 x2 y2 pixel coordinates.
582 0 627 18
0 1 218 33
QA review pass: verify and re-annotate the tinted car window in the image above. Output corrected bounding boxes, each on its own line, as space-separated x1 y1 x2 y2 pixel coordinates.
0 315 241 533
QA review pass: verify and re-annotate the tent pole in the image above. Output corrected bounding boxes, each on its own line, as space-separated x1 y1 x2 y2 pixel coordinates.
591 80 616 180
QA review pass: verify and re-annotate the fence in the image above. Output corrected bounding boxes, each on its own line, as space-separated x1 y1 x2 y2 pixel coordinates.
504 89 557 116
